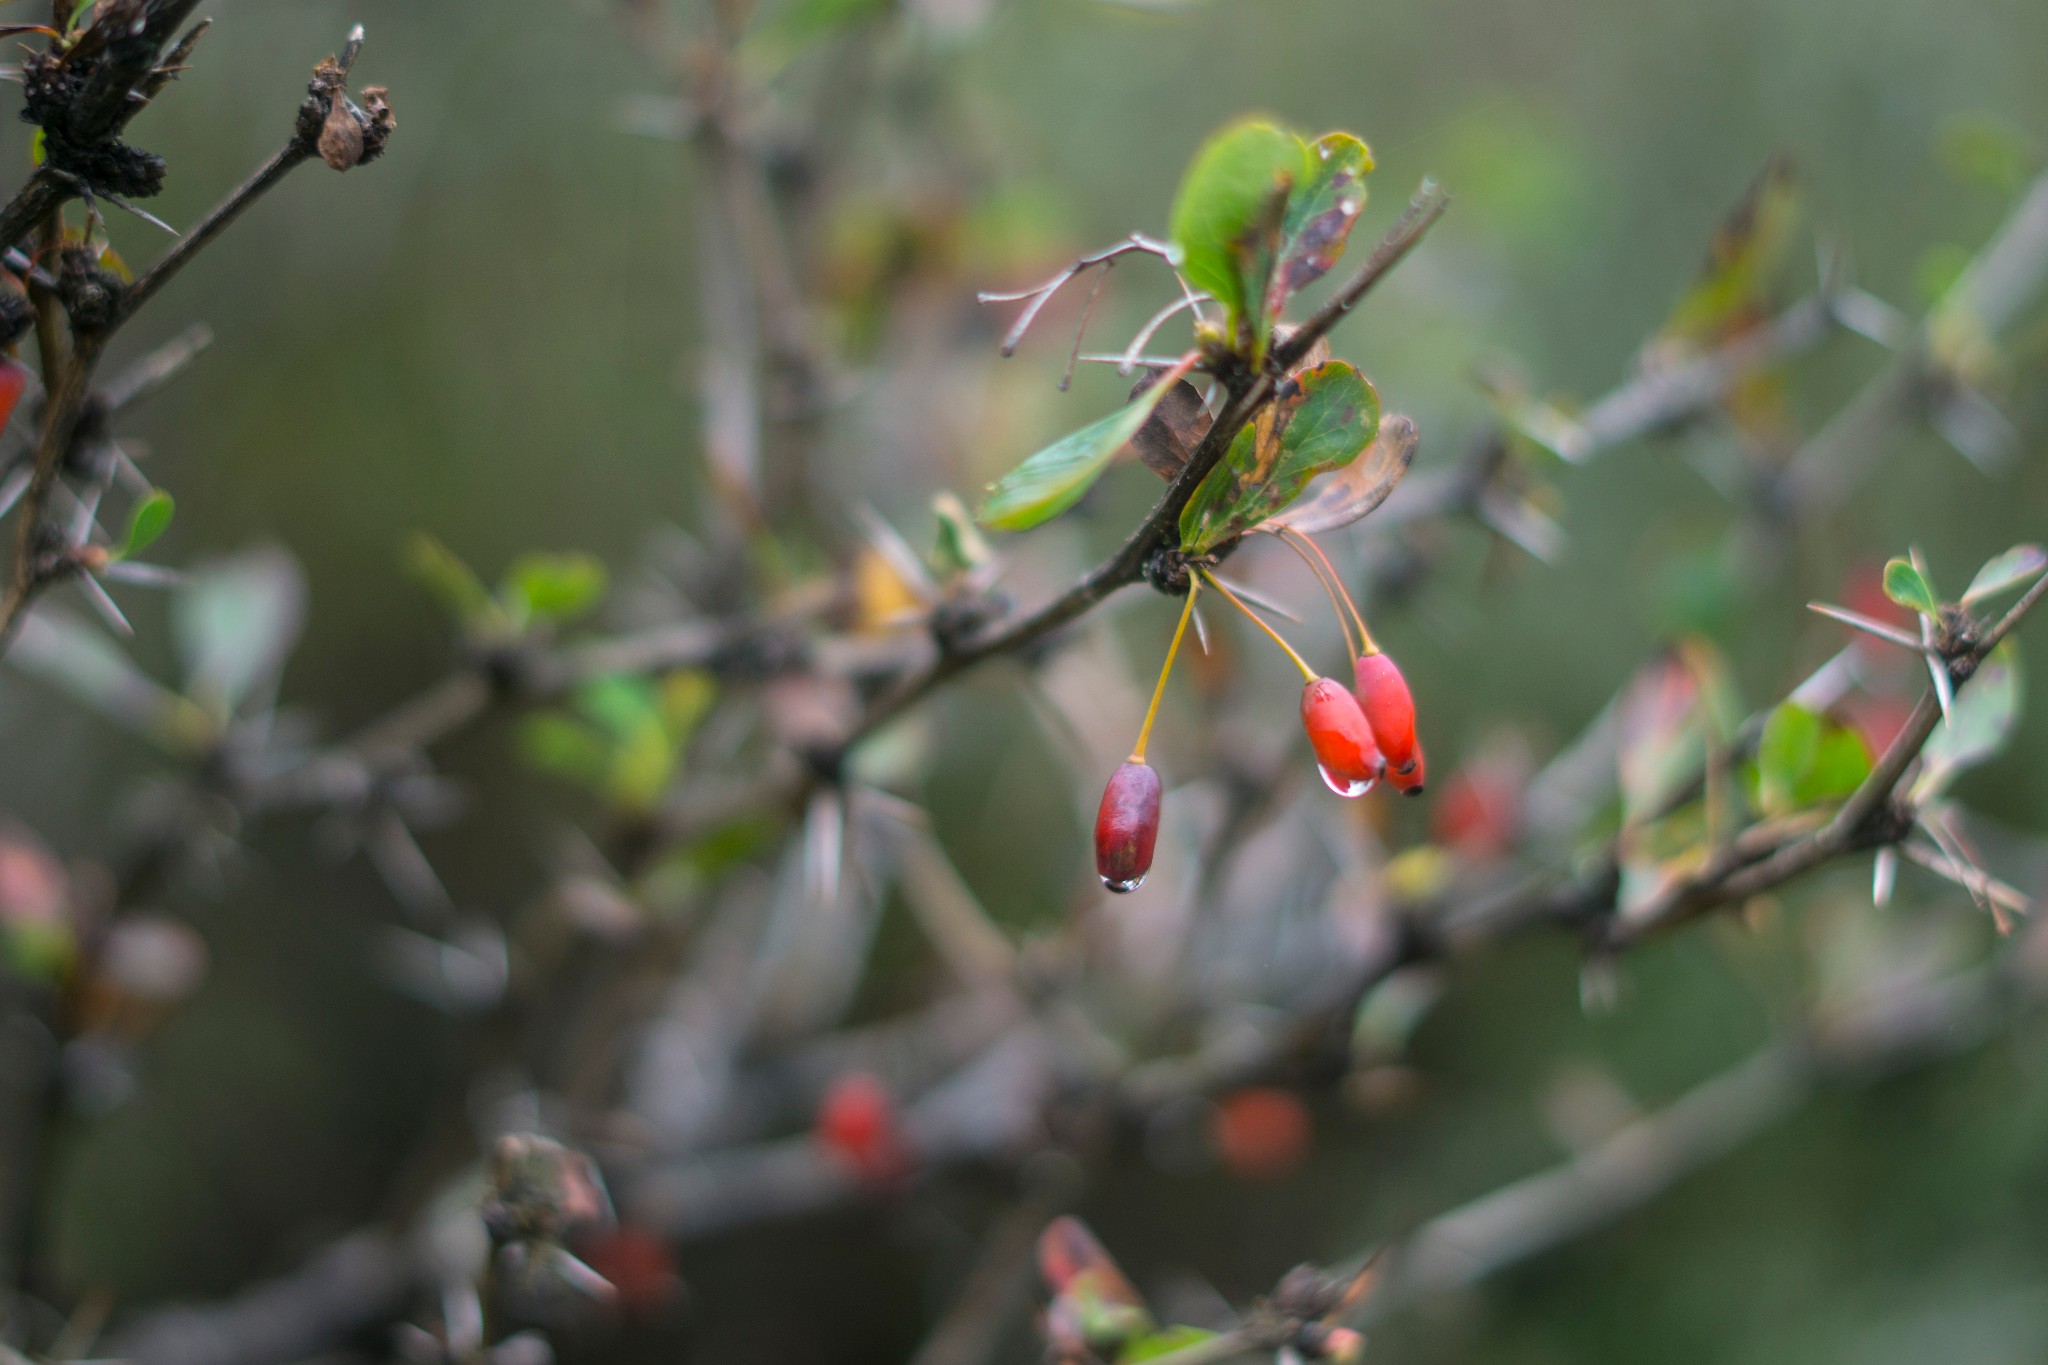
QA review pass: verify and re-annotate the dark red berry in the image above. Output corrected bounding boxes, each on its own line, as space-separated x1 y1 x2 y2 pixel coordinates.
1352 652 1419 776
817 1071 909 1182
0 357 28 434
1388 740 1426 796
1094 760 1162 892
1301 677 1383 797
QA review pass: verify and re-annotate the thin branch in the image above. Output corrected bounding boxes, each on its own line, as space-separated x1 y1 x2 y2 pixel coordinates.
979 234 1175 357
114 142 313 325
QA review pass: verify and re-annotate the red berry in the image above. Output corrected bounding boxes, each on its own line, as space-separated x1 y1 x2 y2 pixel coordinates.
1094 760 1162 892
1301 678 1383 797
1433 762 1519 859
0 357 28 433
1212 1086 1312 1181
1352 652 1419 776
1388 740 1426 796
575 1225 682 1316
817 1071 909 1182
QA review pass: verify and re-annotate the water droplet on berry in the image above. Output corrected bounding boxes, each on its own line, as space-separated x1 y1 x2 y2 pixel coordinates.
1318 765 1374 799
1101 874 1145 894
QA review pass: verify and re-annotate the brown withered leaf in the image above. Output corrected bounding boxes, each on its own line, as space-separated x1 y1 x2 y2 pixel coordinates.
1127 371 1212 479
1265 412 1418 535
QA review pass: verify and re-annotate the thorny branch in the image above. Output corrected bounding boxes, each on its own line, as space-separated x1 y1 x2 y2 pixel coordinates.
6 11 2048 1359
0 19 390 655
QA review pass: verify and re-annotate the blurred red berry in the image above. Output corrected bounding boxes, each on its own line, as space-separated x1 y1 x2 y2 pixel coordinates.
576 1225 682 1317
1301 678 1383 797
817 1071 910 1183
1094 760 1163 892
0 357 28 435
1843 695 1913 756
1211 1087 1312 1181
1433 761 1520 859
1352 652 1419 776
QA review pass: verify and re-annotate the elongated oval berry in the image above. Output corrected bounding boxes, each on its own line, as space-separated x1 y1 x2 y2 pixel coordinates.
1352 652 1419 776
0 357 29 434
1388 741 1425 796
1095 761 1163 892
1301 677 1383 797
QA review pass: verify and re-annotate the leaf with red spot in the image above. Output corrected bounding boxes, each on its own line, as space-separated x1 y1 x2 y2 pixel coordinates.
1266 132 1374 318
1179 361 1381 554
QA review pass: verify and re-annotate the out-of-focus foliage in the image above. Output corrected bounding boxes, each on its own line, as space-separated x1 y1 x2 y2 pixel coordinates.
2 0 2048 1362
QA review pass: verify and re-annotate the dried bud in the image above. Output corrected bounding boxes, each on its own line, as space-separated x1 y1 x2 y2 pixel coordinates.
480 1134 614 1247
317 91 365 170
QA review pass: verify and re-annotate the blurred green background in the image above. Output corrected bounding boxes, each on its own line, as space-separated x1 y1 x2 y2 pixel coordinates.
5 0 2048 1360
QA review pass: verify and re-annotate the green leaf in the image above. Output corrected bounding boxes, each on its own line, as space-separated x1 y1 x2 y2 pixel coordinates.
1801 726 1872 804
1179 360 1380 553
1756 701 1821 815
978 381 1178 532
1755 702 1873 814
1118 1327 1220 1363
1662 155 1802 345
929 491 990 576
575 674 664 745
405 533 495 624
504 552 608 624
1270 132 1374 309
519 712 614 790
114 490 174 561
29 128 44 168
1962 544 2046 606
1881 558 1939 616
1168 119 1310 350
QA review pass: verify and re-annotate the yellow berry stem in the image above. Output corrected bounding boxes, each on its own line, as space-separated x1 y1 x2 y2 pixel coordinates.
1199 568 1317 683
1129 575 1200 764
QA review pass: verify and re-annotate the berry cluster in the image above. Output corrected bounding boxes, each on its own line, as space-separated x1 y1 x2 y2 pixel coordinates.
1094 531 1423 892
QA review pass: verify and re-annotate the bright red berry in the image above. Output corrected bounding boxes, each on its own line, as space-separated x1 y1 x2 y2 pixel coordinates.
1352 652 1419 776
1212 1086 1313 1181
1388 740 1426 796
1094 760 1162 892
0 357 29 434
1301 677 1383 797
817 1071 909 1183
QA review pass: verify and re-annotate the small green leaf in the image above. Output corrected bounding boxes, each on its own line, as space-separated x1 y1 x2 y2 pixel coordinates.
405 533 495 623
1756 701 1821 815
1662 155 1802 345
929 491 990 576
1962 544 2046 606
575 674 664 744
504 552 608 624
114 490 174 561
1269 132 1374 309
1179 360 1380 554
29 128 44 168
1118 1327 1220 1363
519 712 613 790
1168 119 1310 351
978 381 1178 532
1881 558 1939 616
